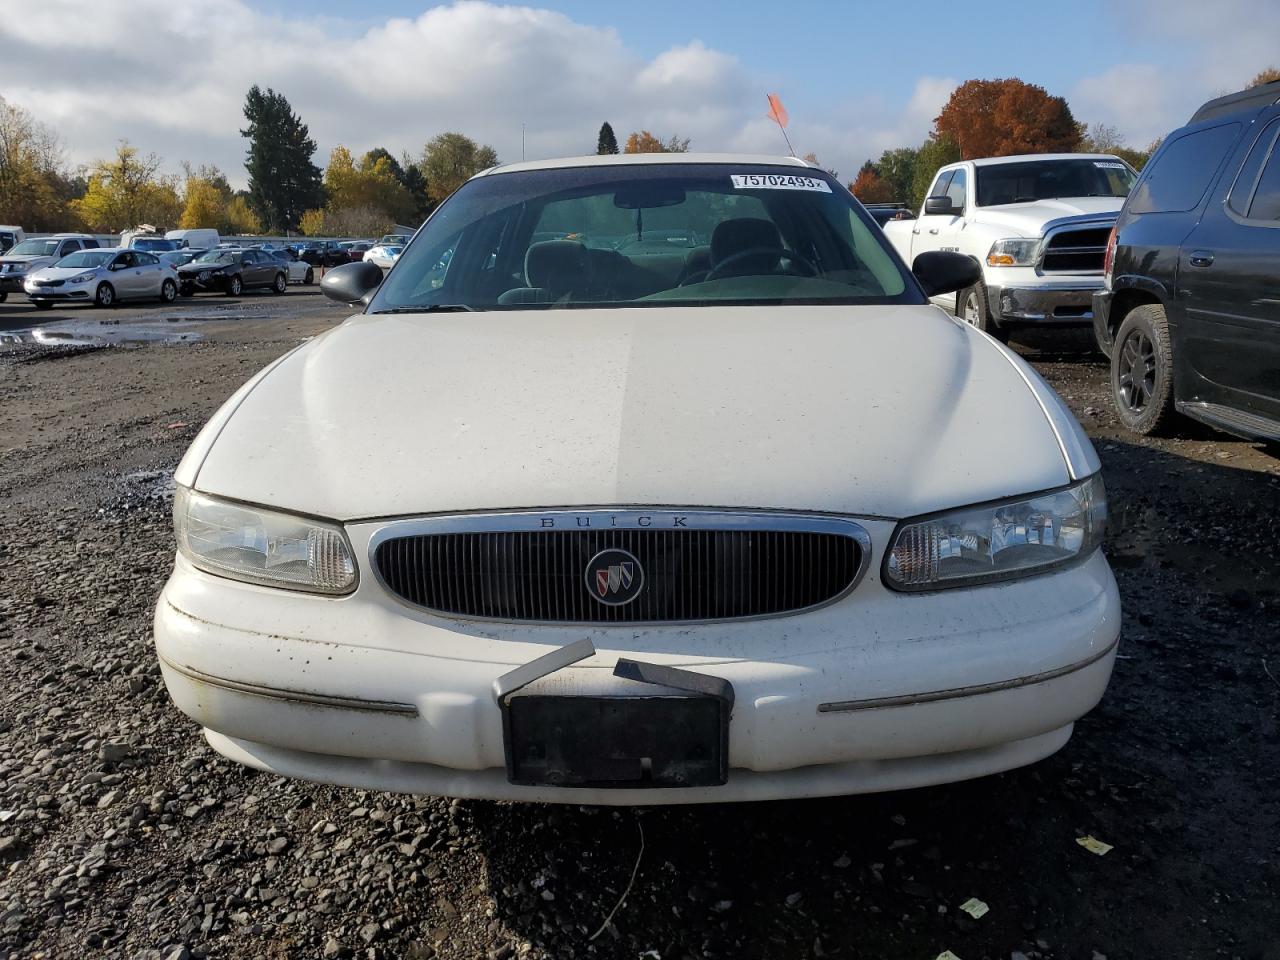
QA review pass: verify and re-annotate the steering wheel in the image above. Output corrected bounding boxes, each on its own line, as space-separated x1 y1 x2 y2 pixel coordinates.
704 246 819 281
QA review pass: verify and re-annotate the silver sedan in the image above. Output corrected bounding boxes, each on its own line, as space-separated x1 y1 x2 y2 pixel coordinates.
23 248 179 310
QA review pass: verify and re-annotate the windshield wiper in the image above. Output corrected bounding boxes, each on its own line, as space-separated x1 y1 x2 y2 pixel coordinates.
370 304 476 313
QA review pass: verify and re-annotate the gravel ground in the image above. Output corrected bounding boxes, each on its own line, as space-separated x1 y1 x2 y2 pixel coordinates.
0 294 1277 960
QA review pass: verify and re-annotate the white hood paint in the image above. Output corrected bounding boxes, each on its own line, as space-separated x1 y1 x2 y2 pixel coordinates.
191 306 1072 521
971 197 1122 237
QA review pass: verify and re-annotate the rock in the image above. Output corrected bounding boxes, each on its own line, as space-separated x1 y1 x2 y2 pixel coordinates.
267 836 289 854
323 938 349 959
833 854 851 868
97 790 121 809
100 742 131 763
360 922 382 944
163 947 191 960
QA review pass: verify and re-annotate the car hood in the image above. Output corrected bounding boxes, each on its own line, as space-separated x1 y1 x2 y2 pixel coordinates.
178 262 229 273
26 266 102 281
971 197 1123 236
189 306 1074 521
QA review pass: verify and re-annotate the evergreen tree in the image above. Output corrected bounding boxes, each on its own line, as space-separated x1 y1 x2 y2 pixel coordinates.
240 86 324 233
596 122 619 155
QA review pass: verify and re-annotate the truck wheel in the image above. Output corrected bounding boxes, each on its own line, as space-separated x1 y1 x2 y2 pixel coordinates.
1112 304 1175 436
956 283 1008 342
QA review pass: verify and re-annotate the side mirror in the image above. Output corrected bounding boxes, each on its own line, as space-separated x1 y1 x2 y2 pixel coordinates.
912 251 981 298
923 195 957 216
321 260 384 306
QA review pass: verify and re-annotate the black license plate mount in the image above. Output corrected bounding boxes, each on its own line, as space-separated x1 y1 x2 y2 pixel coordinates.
502 693 728 788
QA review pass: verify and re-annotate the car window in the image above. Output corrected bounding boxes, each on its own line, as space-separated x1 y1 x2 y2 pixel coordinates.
1129 123 1241 214
136 252 159 265
1227 119 1279 215
1247 140 1280 220
945 169 966 210
60 240 81 254
241 251 258 264
372 163 919 312
114 252 135 268
928 171 954 202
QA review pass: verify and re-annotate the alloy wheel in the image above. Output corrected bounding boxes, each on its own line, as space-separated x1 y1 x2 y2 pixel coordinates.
1117 329 1157 413
961 290 981 326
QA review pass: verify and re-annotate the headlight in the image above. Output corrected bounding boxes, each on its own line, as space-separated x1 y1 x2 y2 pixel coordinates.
174 486 357 594
70 272 96 284
986 238 1041 267
884 474 1106 591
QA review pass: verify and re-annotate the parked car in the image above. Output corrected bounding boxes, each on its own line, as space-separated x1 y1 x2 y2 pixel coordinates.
1094 80 1280 440
127 236 180 253
166 228 220 250
155 153 1118 805
158 249 207 269
362 243 403 270
862 203 914 226
340 240 373 262
377 233 411 247
23 247 178 309
0 234 99 303
176 248 288 297
266 248 314 284
0 226 24 254
883 154 1137 340
297 240 346 268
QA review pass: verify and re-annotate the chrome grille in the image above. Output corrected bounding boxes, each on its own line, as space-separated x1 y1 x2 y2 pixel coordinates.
372 511 869 623
1041 226 1112 273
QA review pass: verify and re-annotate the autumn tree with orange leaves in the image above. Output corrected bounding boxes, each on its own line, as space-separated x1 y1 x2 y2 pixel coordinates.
934 78 1080 160
849 162 894 204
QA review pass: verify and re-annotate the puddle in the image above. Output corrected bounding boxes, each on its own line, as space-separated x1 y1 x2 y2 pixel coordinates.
0 320 203 347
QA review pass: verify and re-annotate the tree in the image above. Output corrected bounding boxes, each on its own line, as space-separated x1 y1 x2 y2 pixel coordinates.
241 85 324 233
72 141 182 232
875 147 918 204
224 194 261 235
419 132 498 203
0 95 77 231
1078 122 1125 153
935 78 1080 159
623 131 691 154
179 163 234 230
596 122 620 155
849 161 895 204
1249 67 1280 87
909 135 962 209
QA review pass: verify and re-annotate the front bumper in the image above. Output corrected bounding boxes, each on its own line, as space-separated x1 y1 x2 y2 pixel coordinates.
179 273 230 293
154 532 1121 804
987 277 1105 327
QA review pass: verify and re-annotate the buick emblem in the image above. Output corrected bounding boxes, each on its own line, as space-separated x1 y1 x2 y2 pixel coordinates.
584 548 645 606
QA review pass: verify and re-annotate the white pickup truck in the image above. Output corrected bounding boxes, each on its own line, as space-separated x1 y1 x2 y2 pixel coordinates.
883 153 1138 340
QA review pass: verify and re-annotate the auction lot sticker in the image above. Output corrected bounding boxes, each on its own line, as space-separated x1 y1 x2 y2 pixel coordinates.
731 174 832 192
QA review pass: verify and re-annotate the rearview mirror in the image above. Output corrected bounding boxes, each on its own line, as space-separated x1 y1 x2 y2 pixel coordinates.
912 251 981 298
321 260 384 306
923 196 957 216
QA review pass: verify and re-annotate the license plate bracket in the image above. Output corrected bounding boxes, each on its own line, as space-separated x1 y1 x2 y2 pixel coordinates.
503 694 727 788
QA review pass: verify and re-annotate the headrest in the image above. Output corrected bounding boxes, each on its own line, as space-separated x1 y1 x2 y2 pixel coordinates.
710 218 783 274
525 240 590 291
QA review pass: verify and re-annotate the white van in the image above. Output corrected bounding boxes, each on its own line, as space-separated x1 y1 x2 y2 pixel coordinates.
0 226 25 253
166 228 220 251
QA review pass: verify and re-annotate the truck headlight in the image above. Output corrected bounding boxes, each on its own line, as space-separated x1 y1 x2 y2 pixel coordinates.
884 474 1106 591
986 238 1041 267
174 486 357 594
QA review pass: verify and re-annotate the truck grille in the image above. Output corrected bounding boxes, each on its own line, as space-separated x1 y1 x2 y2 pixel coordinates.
373 515 868 623
1041 226 1112 273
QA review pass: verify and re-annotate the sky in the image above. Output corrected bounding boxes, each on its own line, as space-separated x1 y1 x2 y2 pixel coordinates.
2 0 1278 190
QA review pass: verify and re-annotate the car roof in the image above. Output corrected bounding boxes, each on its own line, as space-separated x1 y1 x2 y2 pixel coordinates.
477 152 813 177
1190 80 1280 123
944 153 1126 169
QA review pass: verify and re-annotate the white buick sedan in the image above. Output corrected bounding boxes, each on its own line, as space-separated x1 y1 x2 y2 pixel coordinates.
155 154 1119 805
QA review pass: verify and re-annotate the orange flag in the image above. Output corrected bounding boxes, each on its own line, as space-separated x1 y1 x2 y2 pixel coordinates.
766 93 789 128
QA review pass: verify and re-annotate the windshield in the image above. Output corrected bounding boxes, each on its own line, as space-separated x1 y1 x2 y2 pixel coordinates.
371 164 918 312
976 159 1137 207
194 250 238 264
9 238 61 257
55 250 114 269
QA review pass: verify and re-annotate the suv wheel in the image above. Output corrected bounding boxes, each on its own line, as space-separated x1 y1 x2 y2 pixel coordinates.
1112 303 1174 435
956 282 1008 342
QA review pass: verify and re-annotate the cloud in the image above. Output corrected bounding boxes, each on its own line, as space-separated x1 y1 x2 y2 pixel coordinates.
0 1 947 190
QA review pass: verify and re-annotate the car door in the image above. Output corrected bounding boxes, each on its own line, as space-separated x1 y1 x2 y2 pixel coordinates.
111 251 143 298
134 251 165 296
1178 113 1280 421
911 168 966 261
239 250 262 286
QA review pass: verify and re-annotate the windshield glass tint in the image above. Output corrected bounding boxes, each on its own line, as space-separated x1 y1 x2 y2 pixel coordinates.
195 251 236 263
56 250 114 269
372 164 916 311
975 159 1137 206
9 239 60 256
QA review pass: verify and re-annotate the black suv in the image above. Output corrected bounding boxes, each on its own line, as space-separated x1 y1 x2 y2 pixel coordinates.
1094 80 1280 440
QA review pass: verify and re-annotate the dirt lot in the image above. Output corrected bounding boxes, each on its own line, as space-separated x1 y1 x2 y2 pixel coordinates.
0 291 1277 960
